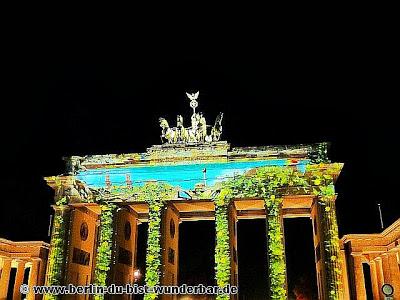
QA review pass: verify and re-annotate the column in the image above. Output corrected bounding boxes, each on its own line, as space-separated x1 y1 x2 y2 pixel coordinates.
45 205 71 286
339 250 350 299
93 203 117 288
314 196 343 299
387 252 400 299
160 204 180 300
352 255 366 300
215 203 231 300
144 201 164 300
375 258 384 300
265 200 287 300
381 254 390 282
0 258 12 300
27 258 41 300
369 260 380 300
12 260 26 300
228 202 238 300
381 252 400 299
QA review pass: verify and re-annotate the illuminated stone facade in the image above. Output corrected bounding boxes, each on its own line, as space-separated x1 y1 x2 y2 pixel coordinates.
42 141 347 300
0 238 49 300
4 143 398 300
341 219 400 299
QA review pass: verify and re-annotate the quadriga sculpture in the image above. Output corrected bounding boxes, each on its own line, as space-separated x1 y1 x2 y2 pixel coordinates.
158 92 223 144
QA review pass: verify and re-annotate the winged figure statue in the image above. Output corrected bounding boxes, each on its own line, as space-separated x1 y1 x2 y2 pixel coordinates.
186 91 199 101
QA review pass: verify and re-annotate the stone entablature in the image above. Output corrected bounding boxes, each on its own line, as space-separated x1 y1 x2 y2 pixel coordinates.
63 142 328 174
146 141 230 162
341 219 400 254
0 239 49 259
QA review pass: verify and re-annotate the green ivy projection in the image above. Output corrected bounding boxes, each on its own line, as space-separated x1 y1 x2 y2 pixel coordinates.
93 203 117 300
46 162 343 300
44 209 68 300
212 163 342 300
136 182 176 300
44 194 68 300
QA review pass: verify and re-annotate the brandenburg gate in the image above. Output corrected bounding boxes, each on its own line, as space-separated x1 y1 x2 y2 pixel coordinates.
42 92 348 299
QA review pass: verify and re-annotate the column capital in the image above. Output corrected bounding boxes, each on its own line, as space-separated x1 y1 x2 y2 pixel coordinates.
51 204 71 213
11 259 26 268
30 258 42 264
311 194 337 211
0 256 12 263
264 199 283 217
388 248 400 254
315 194 337 203
351 253 368 262
351 253 364 257
368 253 381 261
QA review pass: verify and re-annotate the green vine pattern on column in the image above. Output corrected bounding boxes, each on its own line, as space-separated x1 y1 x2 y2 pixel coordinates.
144 200 162 300
214 203 230 300
44 209 67 300
212 164 342 300
94 203 117 300
319 196 342 299
91 182 176 300
141 182 176 300
44 196 68 300
266 197 286 300
48 162 341 300
309 164 342 300
212 167 304 299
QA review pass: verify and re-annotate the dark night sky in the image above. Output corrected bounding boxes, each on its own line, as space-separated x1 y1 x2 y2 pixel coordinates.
1 23 398 297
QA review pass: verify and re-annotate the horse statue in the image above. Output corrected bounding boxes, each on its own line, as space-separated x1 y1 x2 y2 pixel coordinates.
159 117 176 143
209 112 224 142
160 116 190 143
176 115 189 142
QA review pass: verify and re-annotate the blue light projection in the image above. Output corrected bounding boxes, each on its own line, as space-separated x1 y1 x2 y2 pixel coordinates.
77 159 310 191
